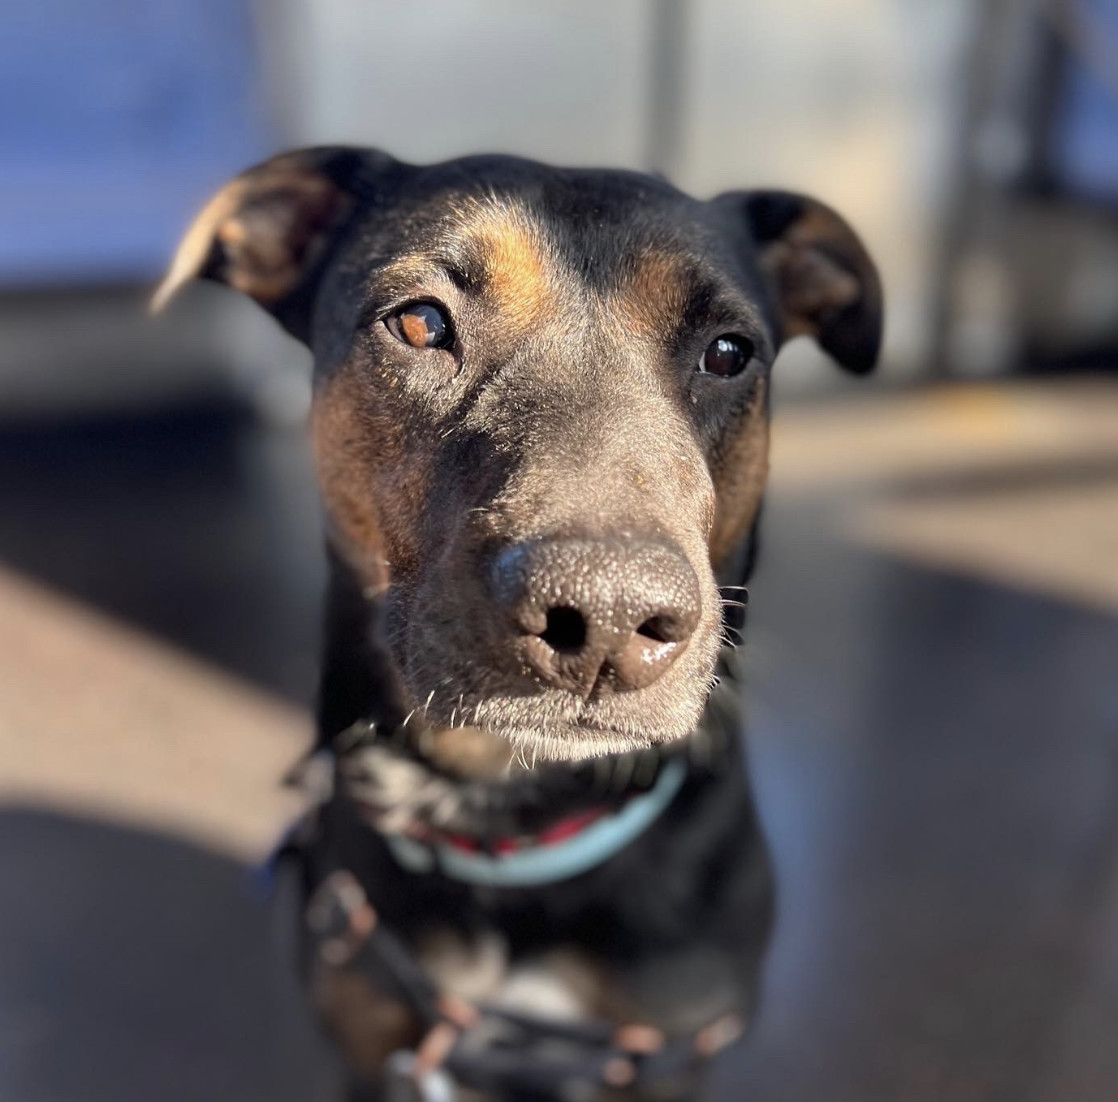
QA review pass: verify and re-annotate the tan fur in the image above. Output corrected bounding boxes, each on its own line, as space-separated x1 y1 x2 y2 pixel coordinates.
417 725 517 778
374 201 561 334
759 203 866 340
150 179 252 312
417 930 509 1001
495 951 602 1021
612 251 690 343
310 964 422 1077
760 241 859 339
311 367 427 588
708 380 770 567
463 201 558 332
311 371 391 588
419 932 609 1023
151 156 350 312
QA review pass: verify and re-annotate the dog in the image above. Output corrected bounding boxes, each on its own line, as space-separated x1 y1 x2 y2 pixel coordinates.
155 146 881 1101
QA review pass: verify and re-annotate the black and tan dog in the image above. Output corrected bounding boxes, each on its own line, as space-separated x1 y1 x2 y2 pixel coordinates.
156 147 881 1100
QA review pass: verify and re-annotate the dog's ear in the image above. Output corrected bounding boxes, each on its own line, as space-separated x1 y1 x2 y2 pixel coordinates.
152 146 393 340
719 190 883 374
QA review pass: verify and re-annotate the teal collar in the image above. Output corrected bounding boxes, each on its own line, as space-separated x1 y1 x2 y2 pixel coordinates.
384 757 688 888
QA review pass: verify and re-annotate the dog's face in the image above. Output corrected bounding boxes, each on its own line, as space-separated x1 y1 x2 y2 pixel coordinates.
158 148 880 759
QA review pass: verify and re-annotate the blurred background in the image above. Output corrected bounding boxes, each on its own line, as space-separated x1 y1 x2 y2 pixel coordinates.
1 1 1117 1100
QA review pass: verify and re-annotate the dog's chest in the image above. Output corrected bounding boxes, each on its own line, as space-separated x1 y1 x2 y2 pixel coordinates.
417 929 602 1022
413 924 746 1037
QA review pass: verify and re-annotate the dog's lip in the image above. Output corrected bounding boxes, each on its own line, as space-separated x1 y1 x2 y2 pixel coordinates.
470 719 692 763
479 716 685 743
571 716 634 735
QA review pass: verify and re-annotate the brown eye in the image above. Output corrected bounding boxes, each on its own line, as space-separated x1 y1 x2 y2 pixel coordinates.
385 302 453 349
698 335 754 377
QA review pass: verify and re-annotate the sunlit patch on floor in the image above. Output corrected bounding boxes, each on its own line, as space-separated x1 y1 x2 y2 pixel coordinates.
0 565 310 860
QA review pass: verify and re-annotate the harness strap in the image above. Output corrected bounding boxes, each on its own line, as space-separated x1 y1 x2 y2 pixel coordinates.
281 647 754 1097
303 867 747 1098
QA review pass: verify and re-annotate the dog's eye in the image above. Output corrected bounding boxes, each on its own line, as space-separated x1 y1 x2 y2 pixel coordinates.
697 335 754 377
385 303 453 350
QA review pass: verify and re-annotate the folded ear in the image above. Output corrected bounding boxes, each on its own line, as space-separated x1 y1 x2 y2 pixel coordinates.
152 146 391 339
719 190 883 374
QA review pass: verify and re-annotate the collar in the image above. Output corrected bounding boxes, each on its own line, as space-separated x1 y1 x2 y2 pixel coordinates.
383 757 687 888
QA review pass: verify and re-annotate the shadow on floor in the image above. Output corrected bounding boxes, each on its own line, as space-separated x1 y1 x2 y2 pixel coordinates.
3 398 1118 1101
0 403 324 704
0 807 337 1102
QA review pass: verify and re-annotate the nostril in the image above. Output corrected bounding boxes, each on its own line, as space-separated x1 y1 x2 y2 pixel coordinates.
636 615 674 644
492 537 701 693
540 606 588 654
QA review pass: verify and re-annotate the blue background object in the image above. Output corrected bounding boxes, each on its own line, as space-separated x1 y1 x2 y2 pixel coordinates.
0 0 273 286
1050 0 1118 203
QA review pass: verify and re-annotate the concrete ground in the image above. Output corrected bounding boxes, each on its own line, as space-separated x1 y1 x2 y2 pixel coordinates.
2 378 1117 1101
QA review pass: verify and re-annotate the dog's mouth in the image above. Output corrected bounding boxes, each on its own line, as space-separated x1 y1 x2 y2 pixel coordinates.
397 661 717 764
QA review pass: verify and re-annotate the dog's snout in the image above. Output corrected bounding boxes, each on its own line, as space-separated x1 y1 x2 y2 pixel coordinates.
489 537 701 695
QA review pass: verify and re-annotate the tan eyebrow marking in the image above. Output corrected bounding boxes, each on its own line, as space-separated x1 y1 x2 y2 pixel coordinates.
611 250 691 341
456 199 558 331
372 200 558 334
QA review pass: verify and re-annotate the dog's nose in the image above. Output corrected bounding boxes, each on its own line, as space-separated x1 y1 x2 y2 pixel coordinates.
488 537 701 695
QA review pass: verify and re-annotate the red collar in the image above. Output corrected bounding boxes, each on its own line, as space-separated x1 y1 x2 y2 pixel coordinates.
418 806 609 857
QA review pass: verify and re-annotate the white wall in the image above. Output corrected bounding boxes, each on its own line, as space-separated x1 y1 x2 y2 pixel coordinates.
262 0 974 386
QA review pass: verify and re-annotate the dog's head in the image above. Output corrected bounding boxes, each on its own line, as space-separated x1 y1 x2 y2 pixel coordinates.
157 147 881 760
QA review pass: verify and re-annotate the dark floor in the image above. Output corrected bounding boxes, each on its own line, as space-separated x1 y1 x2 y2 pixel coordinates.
2 400 1117 1102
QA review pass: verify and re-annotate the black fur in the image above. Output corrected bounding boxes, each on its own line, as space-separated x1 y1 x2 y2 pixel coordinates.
160 146 881 1100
